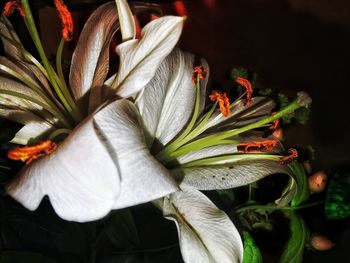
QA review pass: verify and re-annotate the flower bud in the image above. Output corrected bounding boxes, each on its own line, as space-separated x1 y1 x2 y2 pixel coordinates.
310 234 335 251
308 171 327 193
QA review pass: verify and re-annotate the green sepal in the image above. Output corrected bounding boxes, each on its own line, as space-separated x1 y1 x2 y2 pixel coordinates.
279 211 309 263
289 161 310 207
325 171 350 220
243 231 263 263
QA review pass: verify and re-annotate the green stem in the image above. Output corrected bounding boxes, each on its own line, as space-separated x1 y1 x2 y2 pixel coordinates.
159 93 310 163
20 0 80 123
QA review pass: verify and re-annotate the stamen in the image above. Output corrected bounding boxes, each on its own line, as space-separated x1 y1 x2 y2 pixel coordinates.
238 140 278 153
269 112 280 131
54 0 73 41
279 148 298 165
8 140 57 164
235 77 253 106
4 1 25 17
192 66 207 84
209 90 230 117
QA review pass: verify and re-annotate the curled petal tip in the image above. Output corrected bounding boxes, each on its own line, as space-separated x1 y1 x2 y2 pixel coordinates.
297 91 312 108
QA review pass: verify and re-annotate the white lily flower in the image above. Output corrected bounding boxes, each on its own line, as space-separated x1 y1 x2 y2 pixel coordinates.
1 1 311 263
1 2 183 221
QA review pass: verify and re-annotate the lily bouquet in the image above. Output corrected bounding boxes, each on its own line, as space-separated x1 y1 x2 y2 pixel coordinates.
0 0 312 262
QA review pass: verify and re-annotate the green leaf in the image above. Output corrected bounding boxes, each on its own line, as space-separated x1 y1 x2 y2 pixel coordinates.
242 231 263 263
325 171 350 220
289 161 310 207
279 212 309 263
0 251 59 263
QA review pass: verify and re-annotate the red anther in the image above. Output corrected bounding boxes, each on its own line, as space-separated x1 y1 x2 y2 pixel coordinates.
4 1 25 17
269 112 280 131
235 77 253 106
238 140 278 153
279 148 298 165
54 0 74 41
8 140 57 164
192 66 207 84
209 90 230 117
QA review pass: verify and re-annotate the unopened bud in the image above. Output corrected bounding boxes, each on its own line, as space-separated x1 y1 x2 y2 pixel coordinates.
308 171 327 193
310 234 335 251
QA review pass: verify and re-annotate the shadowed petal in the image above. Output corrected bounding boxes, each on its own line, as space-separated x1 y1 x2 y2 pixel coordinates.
163 189 243 263
69 2 119 110
204 97 275 133
0 109 54 144
136 48 208 147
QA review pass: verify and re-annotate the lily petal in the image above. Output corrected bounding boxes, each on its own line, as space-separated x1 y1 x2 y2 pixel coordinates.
171 160 294 191
115 0 136 41
6 108 122 222
0 109 54 144
163 189 243 263
0 75 50 113
0 14 24 59
69 2 119 110
113 16 184 97
136 48 208 147
0 15 50 91
92 99 178 209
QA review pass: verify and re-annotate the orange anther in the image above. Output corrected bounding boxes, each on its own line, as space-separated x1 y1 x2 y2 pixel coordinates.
269 112 280 131
7 140 57 164
4 1 25 17
209 90 230 117
192 66 207 84
235 77 253 106
279 148 298 165
238 140 278 153
54 0 73 41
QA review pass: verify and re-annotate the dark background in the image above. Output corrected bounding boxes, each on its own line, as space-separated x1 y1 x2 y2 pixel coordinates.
1 0 350 262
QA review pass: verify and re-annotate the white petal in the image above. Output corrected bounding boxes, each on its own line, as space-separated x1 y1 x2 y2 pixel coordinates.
92 99 178 209
171 160 293 191
113 16 184 97
7 109 121 222
163 189 243 263
0 109 55 144
115 0 136 41
0 15 24 59
0 76 50 112
69 2 119 106
176 144 238 165
136 48 208 147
